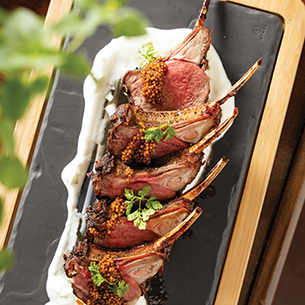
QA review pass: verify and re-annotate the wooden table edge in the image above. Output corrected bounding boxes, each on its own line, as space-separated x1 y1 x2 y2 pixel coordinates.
0 0 73 249
215 0 305 304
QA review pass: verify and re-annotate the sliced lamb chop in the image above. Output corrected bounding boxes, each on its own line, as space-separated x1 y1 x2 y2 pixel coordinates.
107 101 219 160
64 207 202 305
86 157 228 248
88 108 238 201
121 1 212 111
108 58 262 161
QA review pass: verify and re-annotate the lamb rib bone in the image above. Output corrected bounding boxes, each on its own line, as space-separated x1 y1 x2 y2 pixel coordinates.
108 58 262 159
88 108 238 201
86 157 228 248
64 207 202 304
121 0 212 112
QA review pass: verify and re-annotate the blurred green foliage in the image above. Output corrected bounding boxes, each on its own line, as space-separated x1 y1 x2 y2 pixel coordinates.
0 0 150 271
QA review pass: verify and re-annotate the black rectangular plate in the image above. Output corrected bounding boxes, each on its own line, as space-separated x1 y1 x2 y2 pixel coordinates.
0 1 283 305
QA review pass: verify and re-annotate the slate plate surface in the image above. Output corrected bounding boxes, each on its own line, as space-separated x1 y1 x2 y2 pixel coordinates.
0 1 283 304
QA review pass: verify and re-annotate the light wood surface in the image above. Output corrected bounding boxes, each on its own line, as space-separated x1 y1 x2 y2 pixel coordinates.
215 0 305 304
0 0 73 248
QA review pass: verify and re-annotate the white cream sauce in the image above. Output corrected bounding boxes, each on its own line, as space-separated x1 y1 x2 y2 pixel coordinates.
45 27 234 305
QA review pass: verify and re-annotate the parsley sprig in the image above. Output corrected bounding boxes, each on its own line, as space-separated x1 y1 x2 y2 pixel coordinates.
124 185 163 230
144 122 177 143
89 262 129 298
137 42 158 68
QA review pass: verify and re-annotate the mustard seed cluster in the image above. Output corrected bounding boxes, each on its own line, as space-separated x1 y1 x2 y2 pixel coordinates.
121 121 157 166
87 255 123 305
88 198 127 240
141 57 167 105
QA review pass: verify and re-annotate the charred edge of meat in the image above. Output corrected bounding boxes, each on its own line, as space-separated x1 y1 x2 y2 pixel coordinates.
64 240 88 266
85 195 194 249
93 153 116 177
64 208 202 304
89 147 189 179
85 196 131 243
109 102 221 130
107 102 221 164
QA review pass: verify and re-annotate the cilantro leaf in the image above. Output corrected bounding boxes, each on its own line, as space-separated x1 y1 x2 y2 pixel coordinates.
144 123 177 144
109 280 129 297
124 186 163 230
89 262 129 298
89 262 106 286
137 42 158 68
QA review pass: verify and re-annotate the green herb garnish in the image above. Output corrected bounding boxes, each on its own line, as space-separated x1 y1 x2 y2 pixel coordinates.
124 185 163 230
137 42 158 68
108 279 130 298
144 122 177 143
89 262 129 298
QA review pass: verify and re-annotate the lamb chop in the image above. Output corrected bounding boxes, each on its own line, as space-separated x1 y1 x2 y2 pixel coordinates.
108 58 261 162
88 108 237 201
121 0 212 111
64 207 202 305
86 157 228 248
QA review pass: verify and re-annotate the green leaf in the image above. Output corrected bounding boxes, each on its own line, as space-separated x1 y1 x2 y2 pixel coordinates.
125 201 132 215
0 118 15 152
89 261 129 297
117 280 129 297
89 262 105 286
144 123 177 144
142 210 150 221
59 53 91 77
0 46 62 72
0 78 31 120
144 208 156 217
0 197 3 225
111 8 149 37
124 188 134 200
124 186 162 229
151 201 163 210
0 8 10 26
0 248 14 271
127 211 138 221
0 153 27 189
134 217 141 227
3 8 46 46
29 76 49 95
104 0 127 10
138 220 146 230
108 279 129 297
141 185 151 196
138 42 158 68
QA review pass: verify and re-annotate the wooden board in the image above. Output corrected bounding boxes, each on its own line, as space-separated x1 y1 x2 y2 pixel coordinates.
0 0 73 248
215 0 305 304
0 0 304 304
